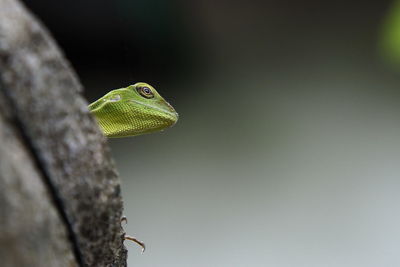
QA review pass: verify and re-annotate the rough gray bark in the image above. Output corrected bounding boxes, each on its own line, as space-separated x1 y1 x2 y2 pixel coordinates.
0 0 127 266
0 94 78 267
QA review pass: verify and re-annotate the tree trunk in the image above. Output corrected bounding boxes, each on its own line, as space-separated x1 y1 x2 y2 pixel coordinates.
0 0 127 266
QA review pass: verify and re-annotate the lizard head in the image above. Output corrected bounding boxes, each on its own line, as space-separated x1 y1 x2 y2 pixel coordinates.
127 82 179 133
89 82 178 137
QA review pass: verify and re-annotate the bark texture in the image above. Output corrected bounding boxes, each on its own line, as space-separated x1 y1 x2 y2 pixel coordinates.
0 0 127 266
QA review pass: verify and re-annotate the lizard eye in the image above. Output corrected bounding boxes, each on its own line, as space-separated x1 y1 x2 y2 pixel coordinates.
137 86 154 99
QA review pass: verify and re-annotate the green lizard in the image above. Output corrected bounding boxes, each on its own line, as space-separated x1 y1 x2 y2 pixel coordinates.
88 82 178 252
89 82 178 137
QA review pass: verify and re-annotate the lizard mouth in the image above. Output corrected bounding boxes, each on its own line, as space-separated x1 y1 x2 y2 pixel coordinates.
128 99 179 121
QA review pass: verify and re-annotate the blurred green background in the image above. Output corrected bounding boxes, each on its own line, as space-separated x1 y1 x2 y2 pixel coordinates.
24 0 400 266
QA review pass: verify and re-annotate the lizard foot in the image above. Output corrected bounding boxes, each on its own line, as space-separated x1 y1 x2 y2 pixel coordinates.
121 216 146 253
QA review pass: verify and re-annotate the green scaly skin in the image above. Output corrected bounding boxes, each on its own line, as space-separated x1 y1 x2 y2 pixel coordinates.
88 82 178 138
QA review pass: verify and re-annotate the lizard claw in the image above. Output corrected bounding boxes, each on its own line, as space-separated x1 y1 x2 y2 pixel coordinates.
124 235 146 253
121 216 128 225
